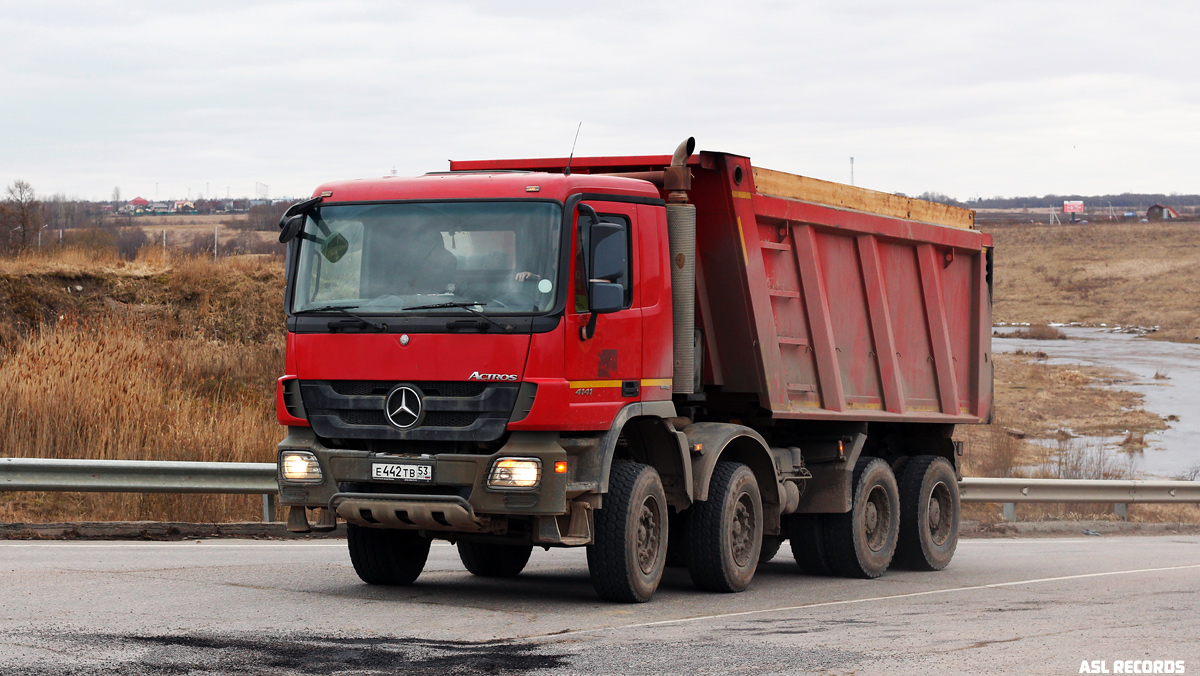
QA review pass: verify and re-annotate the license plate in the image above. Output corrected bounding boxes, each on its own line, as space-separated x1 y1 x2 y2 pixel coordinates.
371 463 433 482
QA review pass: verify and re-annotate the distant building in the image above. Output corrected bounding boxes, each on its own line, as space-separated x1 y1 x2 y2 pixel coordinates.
150 202 172 214
1146 204 1180 220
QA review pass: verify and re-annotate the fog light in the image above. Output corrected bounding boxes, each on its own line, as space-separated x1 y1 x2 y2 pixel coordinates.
279 451 323 483
488 458 541 489
554 461 568 474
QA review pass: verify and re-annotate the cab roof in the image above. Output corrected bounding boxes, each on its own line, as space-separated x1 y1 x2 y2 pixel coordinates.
312 171 663 205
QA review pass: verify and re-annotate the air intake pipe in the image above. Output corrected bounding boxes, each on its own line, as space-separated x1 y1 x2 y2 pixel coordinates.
664 137 697 394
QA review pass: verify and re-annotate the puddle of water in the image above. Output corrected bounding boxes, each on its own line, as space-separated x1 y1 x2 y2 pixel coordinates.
993 326 1200 479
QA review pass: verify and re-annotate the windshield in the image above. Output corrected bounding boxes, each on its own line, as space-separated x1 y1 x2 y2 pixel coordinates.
291 201 562 315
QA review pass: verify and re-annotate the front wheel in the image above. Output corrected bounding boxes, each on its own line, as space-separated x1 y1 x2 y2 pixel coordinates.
347 524 431 586
587 461 668 603
457 541 533 578
895 455 960 570
758 534 783 564
687 461 763 593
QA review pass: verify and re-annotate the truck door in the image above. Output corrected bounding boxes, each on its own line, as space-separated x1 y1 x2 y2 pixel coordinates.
564 200 643 428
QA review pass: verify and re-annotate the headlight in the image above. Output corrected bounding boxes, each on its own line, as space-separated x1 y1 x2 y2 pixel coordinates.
279 451 323 482
488 458 541 489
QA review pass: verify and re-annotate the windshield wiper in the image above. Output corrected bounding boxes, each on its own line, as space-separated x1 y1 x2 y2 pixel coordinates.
296 305 387 332
402 302 512 332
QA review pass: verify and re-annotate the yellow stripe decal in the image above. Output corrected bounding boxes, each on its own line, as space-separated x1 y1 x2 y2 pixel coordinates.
736 216 748 265
568 380 623 389
640 378 673 387
731 190 753 199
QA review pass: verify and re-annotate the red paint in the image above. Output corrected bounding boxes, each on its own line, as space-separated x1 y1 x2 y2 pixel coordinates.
292 333 531 381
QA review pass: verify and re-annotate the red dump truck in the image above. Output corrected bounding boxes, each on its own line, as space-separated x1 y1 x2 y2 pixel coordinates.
274 139 992 602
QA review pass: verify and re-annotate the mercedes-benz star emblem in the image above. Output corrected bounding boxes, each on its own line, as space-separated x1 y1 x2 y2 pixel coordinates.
384 385 422 429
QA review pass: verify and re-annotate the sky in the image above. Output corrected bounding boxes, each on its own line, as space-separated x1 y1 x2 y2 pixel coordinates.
1 1 1197 202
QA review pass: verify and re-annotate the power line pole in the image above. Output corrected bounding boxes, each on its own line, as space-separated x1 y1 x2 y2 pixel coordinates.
850 157 855 186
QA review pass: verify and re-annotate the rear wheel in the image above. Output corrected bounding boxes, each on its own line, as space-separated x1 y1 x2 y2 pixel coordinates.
895 455 959 570
587 461 668 603
347 524 431 586
687 461 763 593
785 513 833 575
457 541 533 578
823 457 899 579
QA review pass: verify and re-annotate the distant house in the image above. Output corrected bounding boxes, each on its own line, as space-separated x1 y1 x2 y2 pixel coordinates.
1146 204 1180 220
123 196 150 214
150 202 172 214
173 200 196 213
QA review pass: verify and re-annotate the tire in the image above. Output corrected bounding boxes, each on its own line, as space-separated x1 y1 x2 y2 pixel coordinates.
894 455 960 571
823 457 900 579
346 524 431 586
785 513 833 576
586 461 668 603
686 461 763 593
457 541 533 578
759 534 783 563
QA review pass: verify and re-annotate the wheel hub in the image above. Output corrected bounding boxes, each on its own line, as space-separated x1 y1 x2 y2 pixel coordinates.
730 493 755 568
863 485 891 553
636 499 661 575
927 481 953 547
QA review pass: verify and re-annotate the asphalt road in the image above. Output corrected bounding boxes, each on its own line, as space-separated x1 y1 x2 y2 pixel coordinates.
1 535 1198 675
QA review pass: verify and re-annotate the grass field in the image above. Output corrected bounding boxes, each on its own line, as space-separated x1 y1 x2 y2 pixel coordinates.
986 221 1200 343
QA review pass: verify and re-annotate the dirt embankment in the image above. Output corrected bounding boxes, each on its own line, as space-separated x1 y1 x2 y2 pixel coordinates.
0 248 286 523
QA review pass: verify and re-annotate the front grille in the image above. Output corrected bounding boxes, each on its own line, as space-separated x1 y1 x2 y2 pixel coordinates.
329 380 488 398
339 410 388 426
424 411 479 427
336 409 478 428
302 379 518 442
330 381 388 396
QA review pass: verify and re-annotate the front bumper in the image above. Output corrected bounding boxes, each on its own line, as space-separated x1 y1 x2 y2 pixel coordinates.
276 427 576 536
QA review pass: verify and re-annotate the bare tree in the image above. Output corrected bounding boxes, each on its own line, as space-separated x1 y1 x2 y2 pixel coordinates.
3 180 43 251
112 186 121 207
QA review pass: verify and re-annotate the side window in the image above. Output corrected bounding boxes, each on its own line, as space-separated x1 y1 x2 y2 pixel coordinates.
574 212 632 312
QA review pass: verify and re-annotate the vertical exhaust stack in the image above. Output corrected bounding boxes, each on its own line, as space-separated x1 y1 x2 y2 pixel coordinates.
664 137 697 395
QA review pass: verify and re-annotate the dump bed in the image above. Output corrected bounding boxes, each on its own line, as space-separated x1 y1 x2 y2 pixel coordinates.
451 150 993 425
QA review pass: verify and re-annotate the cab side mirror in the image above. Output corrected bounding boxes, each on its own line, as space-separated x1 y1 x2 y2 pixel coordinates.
278 214 305 243
278 196 323 242
587 221 626 315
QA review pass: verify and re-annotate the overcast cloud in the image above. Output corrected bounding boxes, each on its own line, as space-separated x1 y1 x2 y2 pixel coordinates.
1 1 1197 202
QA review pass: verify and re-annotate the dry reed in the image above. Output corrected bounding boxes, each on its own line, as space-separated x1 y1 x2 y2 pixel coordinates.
0 248 285 522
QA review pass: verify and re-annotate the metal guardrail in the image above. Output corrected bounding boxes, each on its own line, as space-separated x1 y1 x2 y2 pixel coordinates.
0 458 279 522
3 459 1199 524
959 477 1200 520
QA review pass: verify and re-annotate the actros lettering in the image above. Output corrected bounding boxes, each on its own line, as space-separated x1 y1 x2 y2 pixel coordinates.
468 371 518 382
